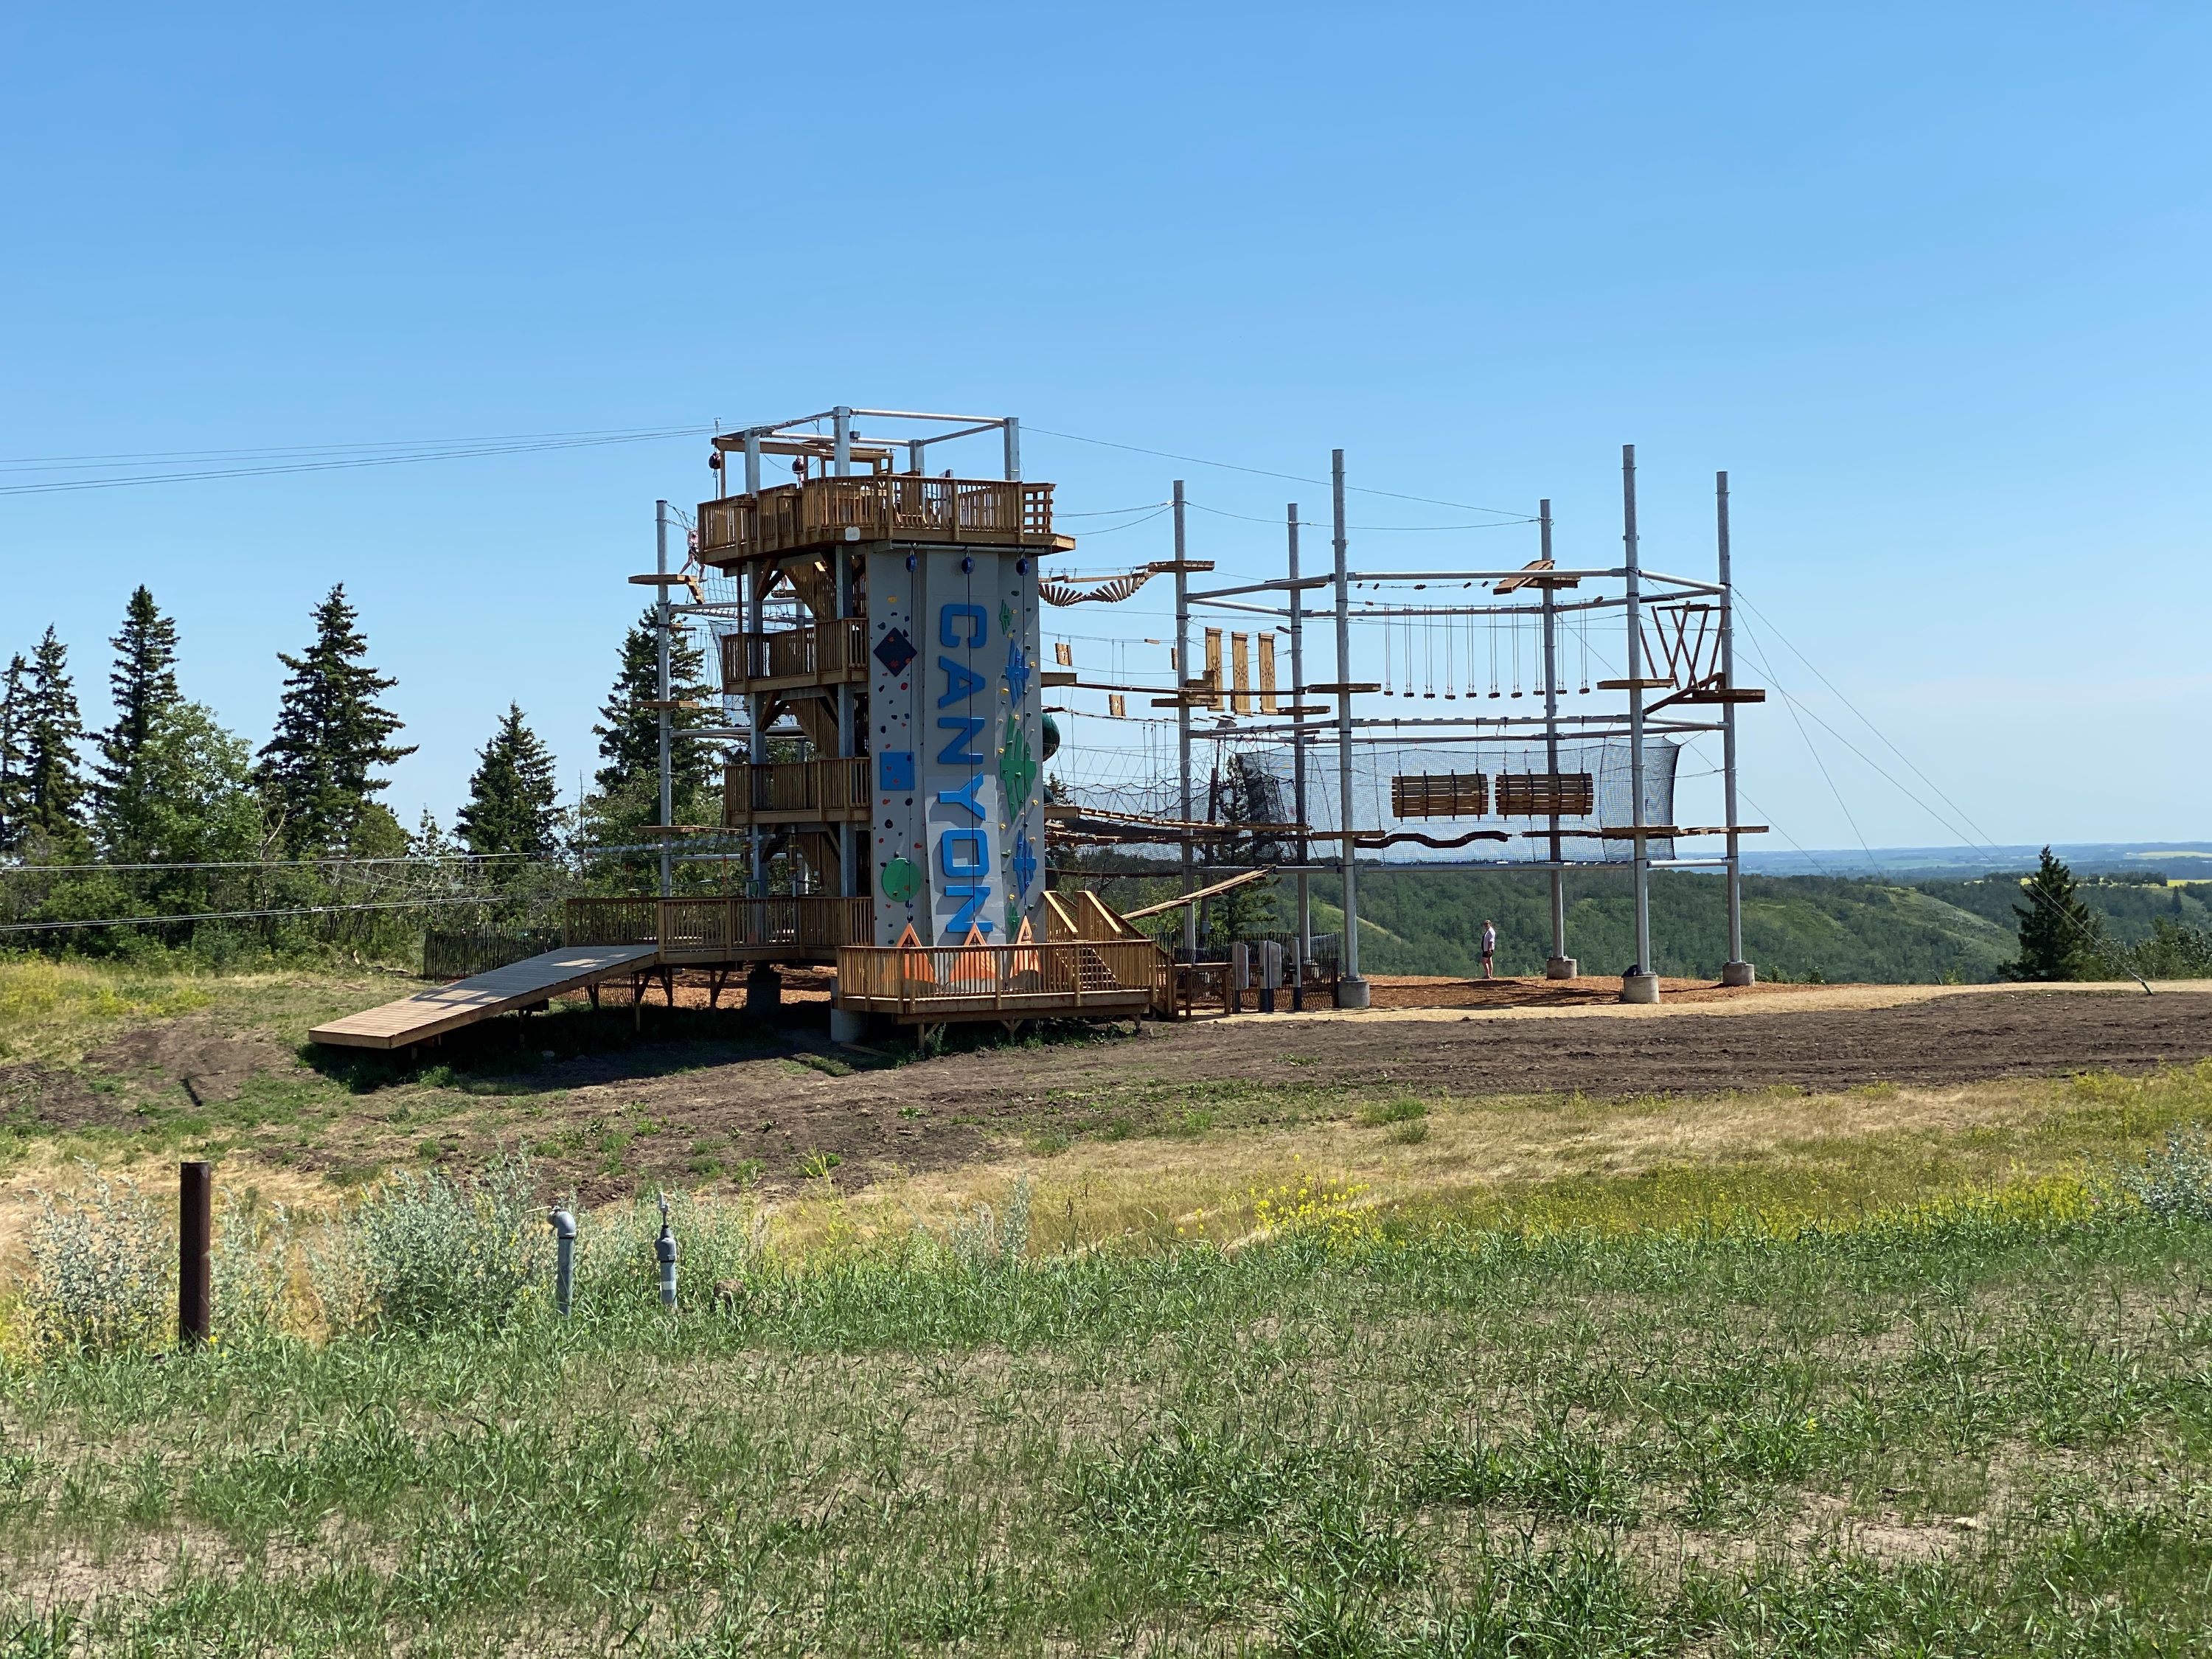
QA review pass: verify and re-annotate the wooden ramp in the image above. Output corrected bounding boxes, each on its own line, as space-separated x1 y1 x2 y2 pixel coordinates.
309 944 660 1051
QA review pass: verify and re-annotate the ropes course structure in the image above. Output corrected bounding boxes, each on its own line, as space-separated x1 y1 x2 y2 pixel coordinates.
1034 449 1767 1006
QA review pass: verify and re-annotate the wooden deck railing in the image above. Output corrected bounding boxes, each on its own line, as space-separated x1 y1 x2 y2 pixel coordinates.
564 896 874 956
718 618 868 691
720 758 872 823
696 477 1057 563
834 939 1173 1020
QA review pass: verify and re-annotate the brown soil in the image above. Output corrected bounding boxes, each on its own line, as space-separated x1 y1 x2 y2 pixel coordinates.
521 983 2212 1200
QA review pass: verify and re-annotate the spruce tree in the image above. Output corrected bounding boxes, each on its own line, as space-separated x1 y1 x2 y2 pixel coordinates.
22 627 89 848
582 608 723 841
93 585 183 855
0 653 28 855
2002 846 2104 981
256 585 416 853
456 703 563 858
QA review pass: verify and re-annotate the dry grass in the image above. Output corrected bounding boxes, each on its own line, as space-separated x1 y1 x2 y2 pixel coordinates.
771 1065 2212 1256
0 959 214 1066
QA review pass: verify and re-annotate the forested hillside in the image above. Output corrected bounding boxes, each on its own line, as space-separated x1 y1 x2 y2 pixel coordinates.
1061 858 2212 984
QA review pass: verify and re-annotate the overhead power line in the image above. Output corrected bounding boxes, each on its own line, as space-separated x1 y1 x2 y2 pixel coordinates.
0 424 714 496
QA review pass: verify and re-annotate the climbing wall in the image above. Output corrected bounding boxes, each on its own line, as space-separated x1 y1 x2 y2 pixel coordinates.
864 545 1046 945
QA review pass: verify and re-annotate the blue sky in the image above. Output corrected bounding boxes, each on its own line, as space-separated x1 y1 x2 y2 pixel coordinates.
3 3 2205 858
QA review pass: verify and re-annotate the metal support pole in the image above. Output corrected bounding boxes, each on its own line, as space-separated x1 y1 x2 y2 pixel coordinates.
742 432 761 494
835 540 856 896
1175 482 1196 961
1718 470 1753 987
1540 499 1573 978
1003 417 1021 482
1332 449 1368 1006
178 1159 211 1349
1622 448 1657 1003
1287 504 1312 969
832 406 852 477
656 500 674 900
747 554 765 894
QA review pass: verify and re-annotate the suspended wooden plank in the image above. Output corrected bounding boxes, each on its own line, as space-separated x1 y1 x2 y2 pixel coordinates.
1231 632 1253 714
1258 635 1279 714
1495 772 1597 815
1390 772 1489 818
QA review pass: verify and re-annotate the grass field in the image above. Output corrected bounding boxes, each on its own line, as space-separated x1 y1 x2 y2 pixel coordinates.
4 960 2212 1653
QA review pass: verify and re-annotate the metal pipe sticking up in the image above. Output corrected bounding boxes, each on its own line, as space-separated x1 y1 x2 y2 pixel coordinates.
549 1208 577 1316
655 1192 678 1310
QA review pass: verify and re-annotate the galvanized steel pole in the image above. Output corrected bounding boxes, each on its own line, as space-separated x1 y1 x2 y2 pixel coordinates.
1622 448 1655 1000
1718 470 1751 985
1287 503 1311 970
1332 450 1366 1004
1540 500 1571 976
656 501 674 899
1175 482 1197 962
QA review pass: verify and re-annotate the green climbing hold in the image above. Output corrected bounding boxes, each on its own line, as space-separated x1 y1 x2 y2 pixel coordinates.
880 856 921 905
999 599 1013 636
999 723 1038 810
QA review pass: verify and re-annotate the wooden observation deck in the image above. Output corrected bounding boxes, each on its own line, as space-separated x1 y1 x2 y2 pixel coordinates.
696 476 1070 566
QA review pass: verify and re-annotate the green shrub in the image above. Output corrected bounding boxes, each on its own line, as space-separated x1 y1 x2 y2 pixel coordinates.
2123 1127 2212 1222
317 1152 544 1334
22 1168 171 1356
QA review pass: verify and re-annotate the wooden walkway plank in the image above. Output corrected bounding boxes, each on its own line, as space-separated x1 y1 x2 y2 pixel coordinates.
308 944 661 1051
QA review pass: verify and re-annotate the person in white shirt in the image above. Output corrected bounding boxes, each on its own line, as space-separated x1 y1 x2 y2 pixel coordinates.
1481 919 1497 978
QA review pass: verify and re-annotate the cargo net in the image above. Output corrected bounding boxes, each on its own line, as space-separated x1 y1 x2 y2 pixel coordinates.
1227 737 1677 864
1052 736 1677 864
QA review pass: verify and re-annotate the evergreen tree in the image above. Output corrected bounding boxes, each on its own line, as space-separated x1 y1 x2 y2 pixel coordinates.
582 608 723 842
456 703 563 858
22 627 89 848
2001 846 2104 981
256 585 416 853
0 653 29 855
93 585 184 856
591 608 718 798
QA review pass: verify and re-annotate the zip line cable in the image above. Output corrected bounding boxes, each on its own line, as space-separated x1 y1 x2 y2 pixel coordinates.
1733 603 2149 992
1734 622 1887 876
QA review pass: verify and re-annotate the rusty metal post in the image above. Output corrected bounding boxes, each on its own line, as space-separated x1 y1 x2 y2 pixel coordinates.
179 1160 212 1348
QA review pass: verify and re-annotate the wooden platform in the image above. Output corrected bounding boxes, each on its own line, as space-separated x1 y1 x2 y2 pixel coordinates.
308 944 659 1050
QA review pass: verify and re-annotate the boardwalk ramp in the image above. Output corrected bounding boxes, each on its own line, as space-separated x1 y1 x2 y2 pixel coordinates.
309 943 659 1051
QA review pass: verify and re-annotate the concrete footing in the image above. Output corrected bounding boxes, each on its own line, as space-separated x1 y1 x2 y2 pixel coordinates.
829 1004 868 1046
1335 977 1372 1010
1721 960 1756 987
1545 957 1579 980
1621 973 1660 1005
745 964 782 1016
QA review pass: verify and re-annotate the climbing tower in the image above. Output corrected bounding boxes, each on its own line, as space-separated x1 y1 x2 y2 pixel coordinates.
693 408 1071 948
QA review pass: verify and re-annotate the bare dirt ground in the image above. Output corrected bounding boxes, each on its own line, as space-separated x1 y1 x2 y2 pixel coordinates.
10 974 2211 1208
481 978 2212 1200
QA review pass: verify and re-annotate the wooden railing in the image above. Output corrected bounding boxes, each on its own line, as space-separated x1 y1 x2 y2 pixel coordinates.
835 939 1173 1020
696 477 1057 563
564 896 874 956
1043 889 1145 943
720 758 871 822
718 618 868 690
